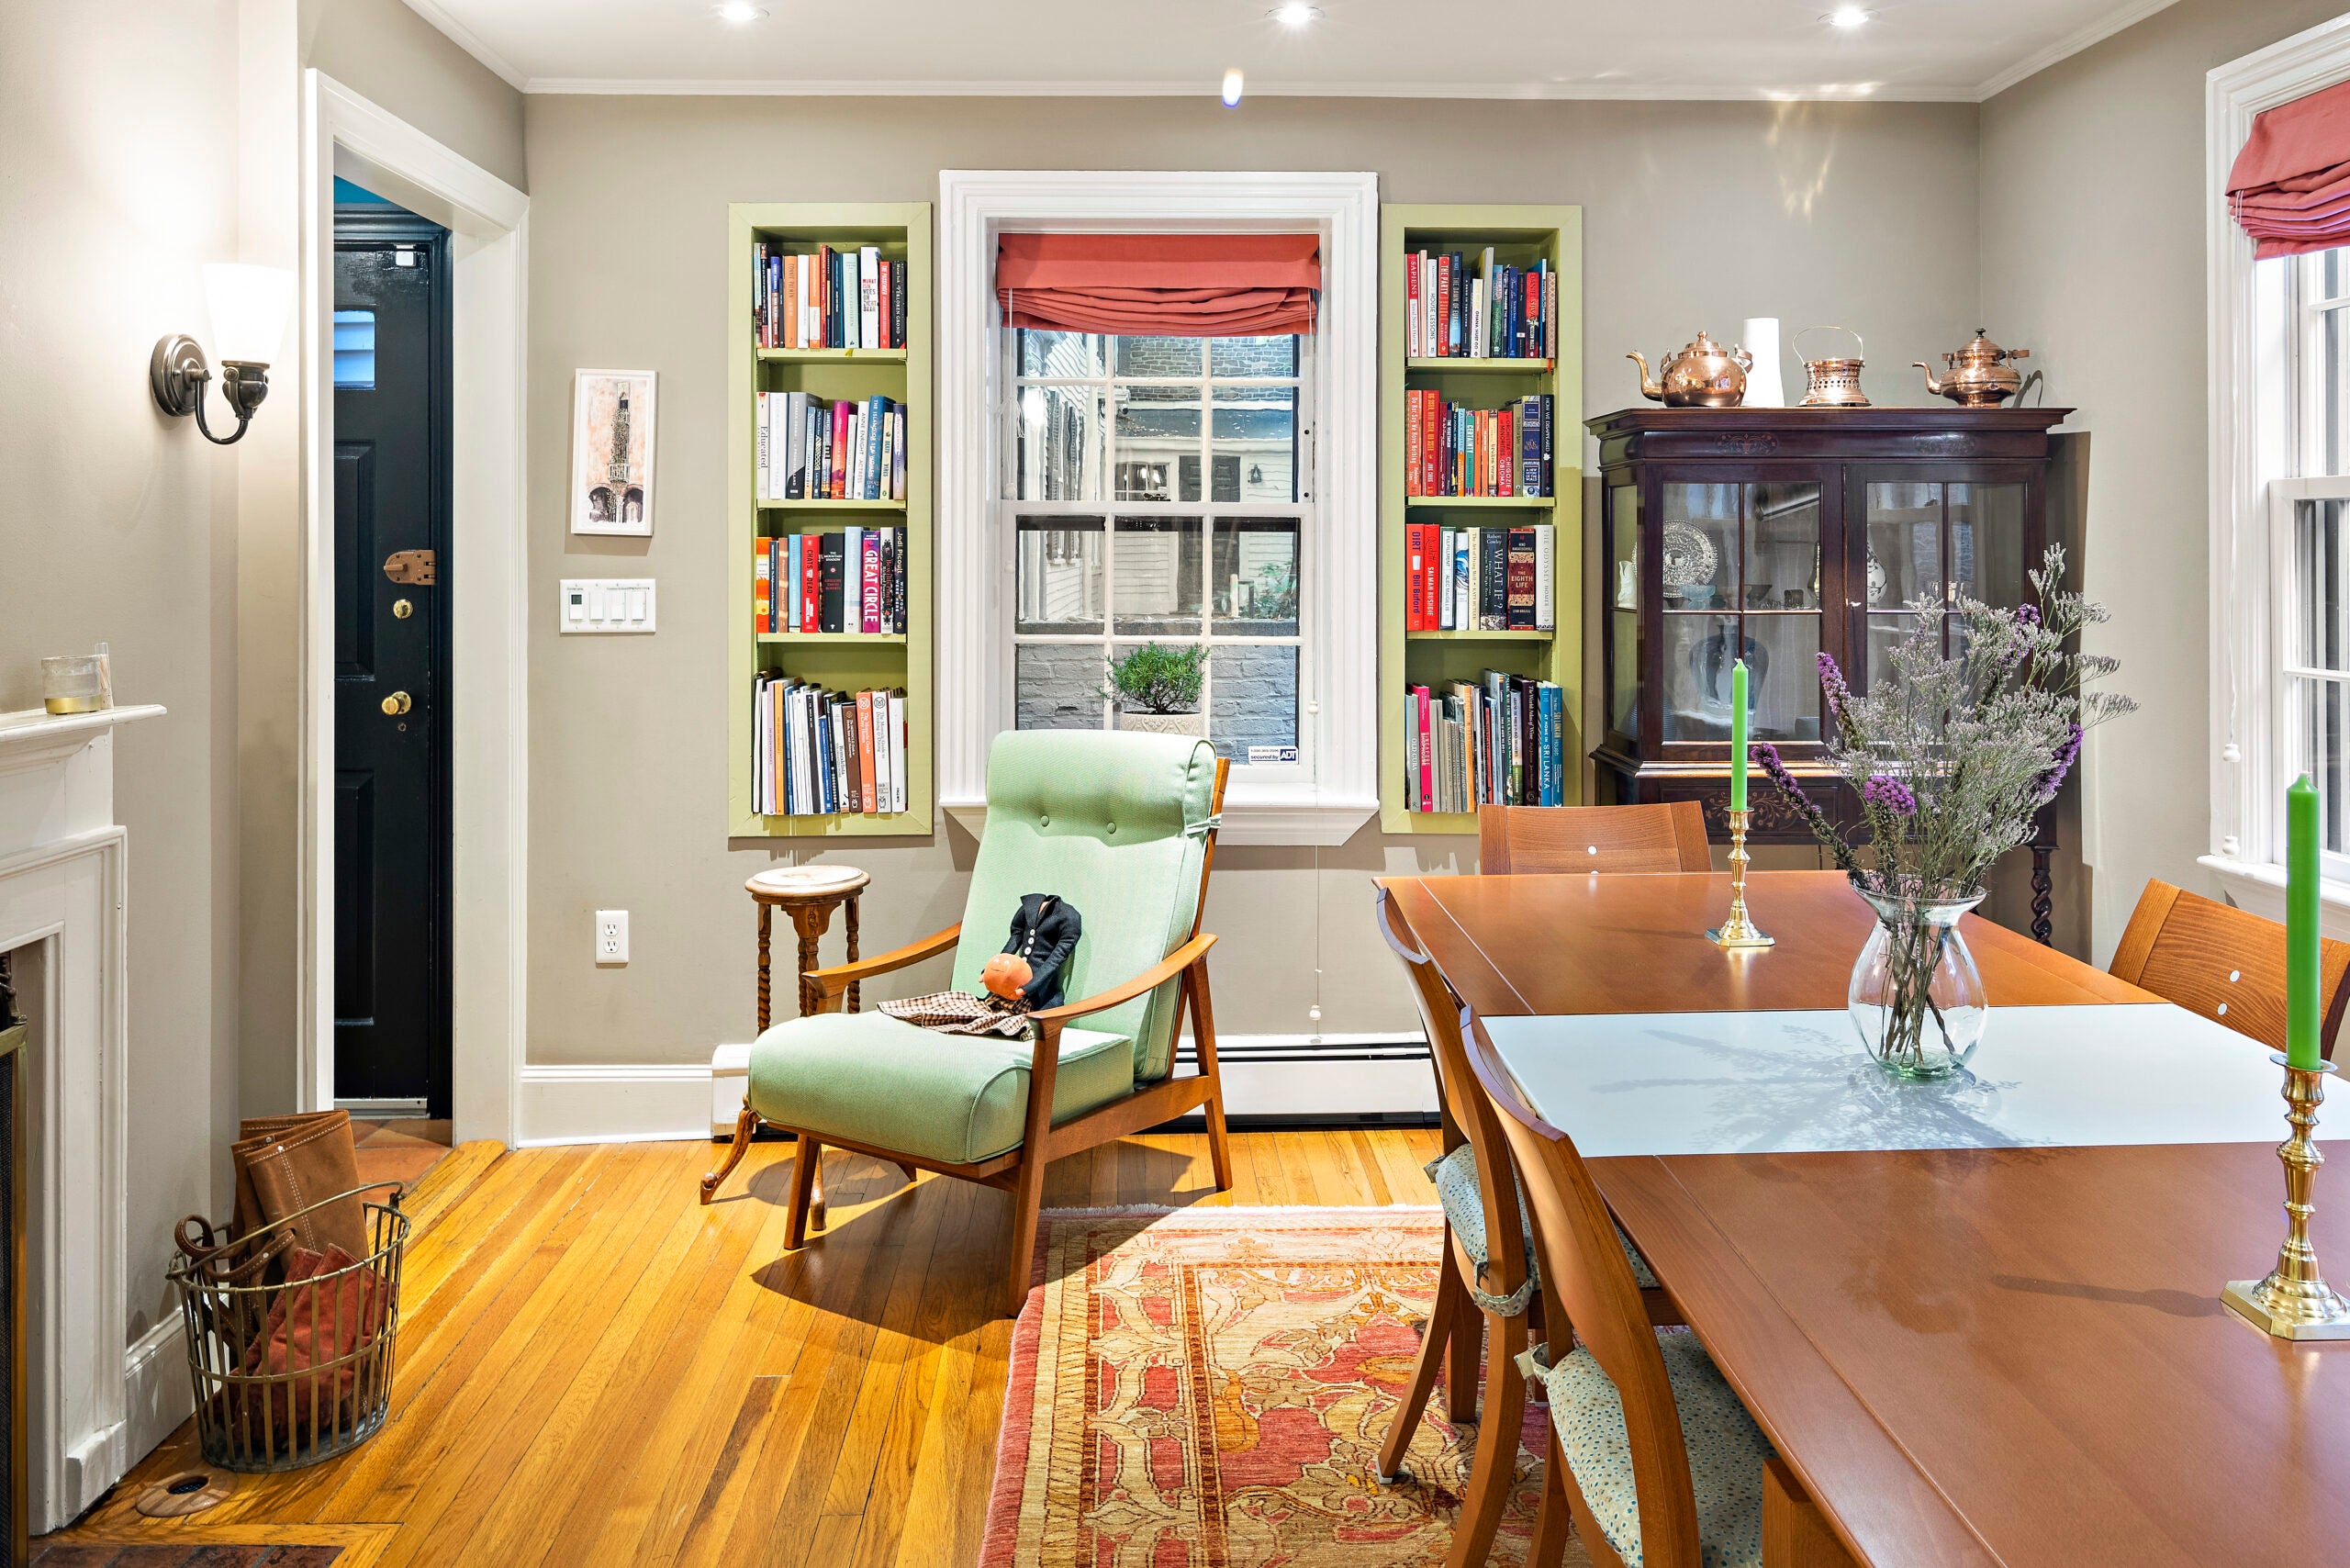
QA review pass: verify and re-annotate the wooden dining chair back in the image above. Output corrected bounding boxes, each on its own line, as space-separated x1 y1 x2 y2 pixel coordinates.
2109 879 2350 1059
1478 801 1712 875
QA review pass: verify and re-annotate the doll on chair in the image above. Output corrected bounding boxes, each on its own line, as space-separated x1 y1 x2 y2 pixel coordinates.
883 894 1082 1037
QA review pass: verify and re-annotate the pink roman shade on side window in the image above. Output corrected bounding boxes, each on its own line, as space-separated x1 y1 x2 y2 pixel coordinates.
995 232 1321 337
2230 76 2350 258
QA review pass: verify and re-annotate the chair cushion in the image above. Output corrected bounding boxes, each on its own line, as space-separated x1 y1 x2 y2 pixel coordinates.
1542 1328 1774 1568
746 1011 1135 1167
1429 1144 1660 1310
956 732 1217 1085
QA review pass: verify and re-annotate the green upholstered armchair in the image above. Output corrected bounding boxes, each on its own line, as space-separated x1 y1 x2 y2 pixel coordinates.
700 730 1236 1314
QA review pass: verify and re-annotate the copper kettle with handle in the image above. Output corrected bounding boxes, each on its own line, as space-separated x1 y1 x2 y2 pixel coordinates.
1628 330 1752 409
1915 329 2031 408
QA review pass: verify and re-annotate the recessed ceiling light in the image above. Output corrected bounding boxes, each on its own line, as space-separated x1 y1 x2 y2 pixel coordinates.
1270 3 1323 25
1826 6 1872 27
714 2 767 22
1222 67 1246 107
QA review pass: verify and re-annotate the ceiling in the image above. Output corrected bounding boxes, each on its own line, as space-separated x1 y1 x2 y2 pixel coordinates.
408 0 2177 101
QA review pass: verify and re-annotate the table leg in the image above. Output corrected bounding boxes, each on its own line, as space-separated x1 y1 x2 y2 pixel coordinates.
787 897 844 1219
845 893 861 1015
756 903 772 1035
2031 845 2053 948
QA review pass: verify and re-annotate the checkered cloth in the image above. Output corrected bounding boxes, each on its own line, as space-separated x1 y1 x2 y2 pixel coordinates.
878 989 1035 1038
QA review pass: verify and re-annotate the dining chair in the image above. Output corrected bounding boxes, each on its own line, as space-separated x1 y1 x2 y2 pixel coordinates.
701 731 1234 1316
1461 1019 1780 1568
1373 887 1673 1568
2108 879 2350 1059
1477 801 1712 875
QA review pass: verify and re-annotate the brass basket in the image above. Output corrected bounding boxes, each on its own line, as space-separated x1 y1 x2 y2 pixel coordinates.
1795 325 1870 408
166 1183 409 1472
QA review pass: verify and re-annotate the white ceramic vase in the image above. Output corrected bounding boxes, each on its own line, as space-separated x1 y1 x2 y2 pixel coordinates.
1741 317 1785 408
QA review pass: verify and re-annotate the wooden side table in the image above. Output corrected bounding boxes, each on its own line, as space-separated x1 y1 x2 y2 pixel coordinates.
740 865 868 1215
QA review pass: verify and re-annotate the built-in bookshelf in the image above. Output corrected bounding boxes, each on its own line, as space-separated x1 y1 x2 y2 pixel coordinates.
1380 206 1583 834
729 203 932 836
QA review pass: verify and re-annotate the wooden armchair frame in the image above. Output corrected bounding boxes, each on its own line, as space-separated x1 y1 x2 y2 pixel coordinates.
702 758 1235 1316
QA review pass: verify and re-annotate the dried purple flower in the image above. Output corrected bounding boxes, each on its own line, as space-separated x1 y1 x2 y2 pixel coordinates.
1755 742 1804 804
2017 603 2042 629
1816 653 1852 719
2034 722 2083 803
1862 774 1918 816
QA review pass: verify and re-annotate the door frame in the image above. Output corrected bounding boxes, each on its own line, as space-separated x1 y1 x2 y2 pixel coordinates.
301 72 529 1144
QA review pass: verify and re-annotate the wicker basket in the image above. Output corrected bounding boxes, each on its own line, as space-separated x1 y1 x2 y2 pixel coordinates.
166 1183 409 1471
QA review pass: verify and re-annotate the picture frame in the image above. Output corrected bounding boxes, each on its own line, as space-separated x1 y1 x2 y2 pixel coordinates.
570 369 656 535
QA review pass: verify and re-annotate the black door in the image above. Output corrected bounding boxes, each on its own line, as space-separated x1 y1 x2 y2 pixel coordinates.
334 208 453 1115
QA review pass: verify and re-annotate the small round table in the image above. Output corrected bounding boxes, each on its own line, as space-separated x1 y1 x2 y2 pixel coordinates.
746 865 870 1027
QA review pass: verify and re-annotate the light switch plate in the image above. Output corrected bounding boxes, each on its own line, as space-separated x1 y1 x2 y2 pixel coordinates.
561 578 656 633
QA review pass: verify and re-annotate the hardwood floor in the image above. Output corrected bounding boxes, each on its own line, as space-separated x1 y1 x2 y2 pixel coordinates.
58 1127 1445 1568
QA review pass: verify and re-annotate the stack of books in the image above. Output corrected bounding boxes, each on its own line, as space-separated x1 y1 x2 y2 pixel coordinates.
1404 250 1557 360
1404 673 1570 812
753 242 907 351
1404 523 1556 632
1405 392 1554 498
754 528 908 634
753 676 909 816
756 392 907 502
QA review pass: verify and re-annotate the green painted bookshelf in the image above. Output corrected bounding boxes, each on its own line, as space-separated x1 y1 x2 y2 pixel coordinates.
1381 205 1583 834
728 203 933 836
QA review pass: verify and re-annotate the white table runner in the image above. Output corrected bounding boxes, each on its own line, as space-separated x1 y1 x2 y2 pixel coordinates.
1480 1004 2294 1157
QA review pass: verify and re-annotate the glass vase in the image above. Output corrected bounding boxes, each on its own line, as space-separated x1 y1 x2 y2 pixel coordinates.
1848 887 1989 1081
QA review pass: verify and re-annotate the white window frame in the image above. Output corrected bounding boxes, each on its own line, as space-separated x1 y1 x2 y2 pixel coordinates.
2204 13 2350 930
936 169 1379 846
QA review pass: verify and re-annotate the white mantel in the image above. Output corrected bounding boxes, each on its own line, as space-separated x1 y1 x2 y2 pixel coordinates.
0 703 163 1531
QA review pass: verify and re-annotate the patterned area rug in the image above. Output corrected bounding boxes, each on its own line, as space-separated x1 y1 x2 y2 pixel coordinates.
983 1206 1587 1568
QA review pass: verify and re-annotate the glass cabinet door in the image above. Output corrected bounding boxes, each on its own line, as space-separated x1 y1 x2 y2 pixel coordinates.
1660 480 1823 745
1862 479 2028 685
1608 483 1640 741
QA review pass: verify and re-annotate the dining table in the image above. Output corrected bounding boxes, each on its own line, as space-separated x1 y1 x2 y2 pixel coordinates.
1376 868 2350 1568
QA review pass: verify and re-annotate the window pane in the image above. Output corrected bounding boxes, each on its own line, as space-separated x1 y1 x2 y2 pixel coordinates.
1016 516 1104 633
2295 497 2350 672
1012 386 1102 500
1113 517 1203 634
1951 482 2027 610
1016 644 1106 733
1609 484 1640 610
1115 385 1202 500
1113 336 1203 376
1660 485 1736 610
1211 645 1299 766
2330 302 2350 477
1867 481 1941 610
2288 676 2350 855
1214 518 1300 634
1214 386 1298 501
1866 611 1917 690
1662 613 1737 742
1017 330 1105 377
1209 336 1299 376
1743 482 1820 610
1747 614 1822 742
1611 612 1639 737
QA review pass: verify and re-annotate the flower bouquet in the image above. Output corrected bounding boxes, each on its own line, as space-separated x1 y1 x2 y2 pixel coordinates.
1755 545 2133 1078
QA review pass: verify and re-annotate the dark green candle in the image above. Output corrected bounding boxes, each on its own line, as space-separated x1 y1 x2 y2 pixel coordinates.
2288 773 2321 1070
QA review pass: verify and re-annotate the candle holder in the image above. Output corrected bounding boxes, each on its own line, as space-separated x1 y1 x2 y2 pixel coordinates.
1707 809 1774 949
2222 1055 2350 1339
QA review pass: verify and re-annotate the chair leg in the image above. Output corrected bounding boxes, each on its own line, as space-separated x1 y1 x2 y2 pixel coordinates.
1379 1254 1466 1483
1444 1298 1483 1426
1002 1148 1049 1316
785 1137 822 1248
700 1102 759 1205
1186 962 1235 1192
1524 1425 1573 1568
1443 1313 1528 1568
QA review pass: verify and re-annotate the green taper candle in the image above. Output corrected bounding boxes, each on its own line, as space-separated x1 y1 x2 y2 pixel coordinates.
1729 659 1750 813
2288 773 2322 1070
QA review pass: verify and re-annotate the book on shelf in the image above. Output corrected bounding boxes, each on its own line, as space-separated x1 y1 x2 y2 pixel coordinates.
754 528 909 634
756 391 909 502
1404 391 1553 498
753 674 910 816
1405 248 1555 360
1403 672 1569 814
753 241 907 352
1404 523 1554 633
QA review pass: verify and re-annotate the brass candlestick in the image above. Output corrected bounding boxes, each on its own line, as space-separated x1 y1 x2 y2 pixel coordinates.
2223 1055 2350 1339
1707 809 1774 949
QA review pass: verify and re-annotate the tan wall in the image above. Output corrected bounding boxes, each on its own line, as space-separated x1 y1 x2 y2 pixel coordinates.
521 93 1983 1067
303 0 527 192
1979 0 2346 963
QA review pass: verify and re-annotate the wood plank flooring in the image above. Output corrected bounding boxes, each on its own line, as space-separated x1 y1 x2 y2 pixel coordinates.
57 1128 1444 1568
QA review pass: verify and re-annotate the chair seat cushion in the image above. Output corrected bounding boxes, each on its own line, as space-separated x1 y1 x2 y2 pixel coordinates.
1542 1328 1774 1568
1429 1144 1660 1308
747 1011 1135 1167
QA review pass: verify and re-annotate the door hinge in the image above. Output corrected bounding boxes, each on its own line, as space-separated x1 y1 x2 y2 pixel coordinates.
384 549 438 586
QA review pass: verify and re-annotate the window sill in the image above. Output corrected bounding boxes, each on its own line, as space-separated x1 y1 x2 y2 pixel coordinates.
2199 854 2350 939
945 793 1378 847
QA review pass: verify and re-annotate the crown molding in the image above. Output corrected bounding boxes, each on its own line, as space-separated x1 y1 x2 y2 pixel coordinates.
1974 0 2181 99
400 0 529 92
520 75 1975 102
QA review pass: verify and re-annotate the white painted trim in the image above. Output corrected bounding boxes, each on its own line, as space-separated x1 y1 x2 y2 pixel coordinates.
521 76 1976 102
517 1062 715 1147
399 0 530 91
936 170 1379 846
942 799 1377 846
2201 854 2350 939
1975 0 2183 100
303 73 531 1147
2204 18 2350 886
122 1316 194 1473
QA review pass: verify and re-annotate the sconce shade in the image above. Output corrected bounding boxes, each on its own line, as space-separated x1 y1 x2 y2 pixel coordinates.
202 263 295 364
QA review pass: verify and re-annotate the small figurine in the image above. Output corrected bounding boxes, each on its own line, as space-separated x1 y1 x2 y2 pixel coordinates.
992 894 1081 1010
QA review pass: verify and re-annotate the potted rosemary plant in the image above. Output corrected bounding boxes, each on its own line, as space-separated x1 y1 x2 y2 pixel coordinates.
1105 642 1206 737
1757 546 2132 1080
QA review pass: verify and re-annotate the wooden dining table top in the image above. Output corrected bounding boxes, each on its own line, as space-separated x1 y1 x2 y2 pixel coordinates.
1376 868 2350 1567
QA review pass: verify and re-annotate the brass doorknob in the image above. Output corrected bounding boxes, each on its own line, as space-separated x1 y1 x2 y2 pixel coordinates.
381 691 412 716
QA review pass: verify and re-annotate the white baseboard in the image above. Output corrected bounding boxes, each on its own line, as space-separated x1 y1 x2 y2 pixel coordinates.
515 1062 716 1147
121 1316 192 1477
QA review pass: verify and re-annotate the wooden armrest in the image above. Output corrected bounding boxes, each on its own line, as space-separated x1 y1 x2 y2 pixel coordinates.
1027 933 1216 1030
807 922 962 1001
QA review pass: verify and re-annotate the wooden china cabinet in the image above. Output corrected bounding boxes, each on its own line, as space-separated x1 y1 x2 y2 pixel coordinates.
1587 405 2075 941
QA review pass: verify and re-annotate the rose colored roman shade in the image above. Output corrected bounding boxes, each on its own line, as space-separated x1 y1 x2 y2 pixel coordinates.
2230 76 2350 259
995 232 1320 337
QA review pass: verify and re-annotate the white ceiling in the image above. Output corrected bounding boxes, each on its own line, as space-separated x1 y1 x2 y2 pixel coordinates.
408 0 2177 101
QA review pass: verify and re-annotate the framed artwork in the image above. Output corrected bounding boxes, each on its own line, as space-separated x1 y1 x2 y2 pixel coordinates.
570 369 656 535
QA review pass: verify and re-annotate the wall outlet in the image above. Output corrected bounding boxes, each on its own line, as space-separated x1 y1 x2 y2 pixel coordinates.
595 910 629 966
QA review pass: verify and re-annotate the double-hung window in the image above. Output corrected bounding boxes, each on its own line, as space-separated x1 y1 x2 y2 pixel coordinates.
2274 249 2350 878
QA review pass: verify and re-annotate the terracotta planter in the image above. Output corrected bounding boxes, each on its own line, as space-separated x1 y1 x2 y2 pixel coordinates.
1116 711 1204 737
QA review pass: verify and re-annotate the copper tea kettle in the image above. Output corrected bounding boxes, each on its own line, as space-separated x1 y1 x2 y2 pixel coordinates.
1915 329 2031 408
1628 330 1752 409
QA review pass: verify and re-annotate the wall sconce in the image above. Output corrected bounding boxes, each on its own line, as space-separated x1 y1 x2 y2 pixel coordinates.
151 263 297 445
